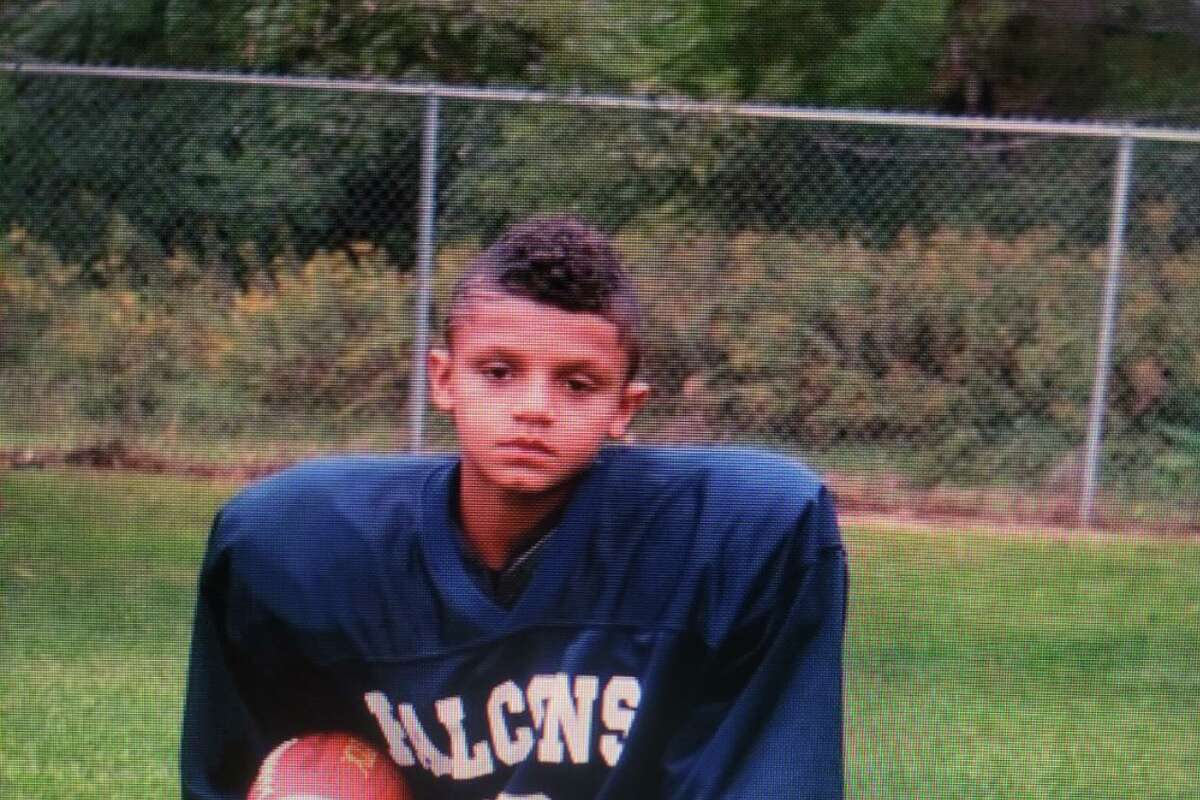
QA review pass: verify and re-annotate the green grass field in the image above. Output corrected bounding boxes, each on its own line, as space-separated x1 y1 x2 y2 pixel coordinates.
2 468 1198 798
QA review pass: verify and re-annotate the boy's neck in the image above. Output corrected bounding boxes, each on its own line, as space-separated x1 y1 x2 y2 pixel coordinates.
456 468 578 572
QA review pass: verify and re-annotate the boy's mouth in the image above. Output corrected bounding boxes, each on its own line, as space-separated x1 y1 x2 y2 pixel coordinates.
497 438 555 456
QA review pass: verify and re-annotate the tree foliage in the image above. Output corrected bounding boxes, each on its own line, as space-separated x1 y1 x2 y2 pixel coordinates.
2 2 1200 275
631 0 953 105
4 222 1197 491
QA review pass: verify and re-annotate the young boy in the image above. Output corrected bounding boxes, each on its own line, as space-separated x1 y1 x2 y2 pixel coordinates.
181 216 847 799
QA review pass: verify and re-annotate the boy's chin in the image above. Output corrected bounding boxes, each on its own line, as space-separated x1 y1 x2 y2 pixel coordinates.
482 462 577 497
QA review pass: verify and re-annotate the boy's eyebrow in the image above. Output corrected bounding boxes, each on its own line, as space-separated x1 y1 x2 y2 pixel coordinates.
553 358 611 376
469 346 523 362
469 348 613 376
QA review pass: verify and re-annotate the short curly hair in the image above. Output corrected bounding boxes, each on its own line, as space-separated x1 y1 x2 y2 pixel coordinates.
443 216 643 379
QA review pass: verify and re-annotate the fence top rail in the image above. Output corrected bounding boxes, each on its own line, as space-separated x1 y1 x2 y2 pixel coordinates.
5 60 1200 145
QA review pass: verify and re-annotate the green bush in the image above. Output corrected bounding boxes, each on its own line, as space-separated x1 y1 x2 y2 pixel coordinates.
621 223 1200 487
221 248 415 423
3 221 1198 493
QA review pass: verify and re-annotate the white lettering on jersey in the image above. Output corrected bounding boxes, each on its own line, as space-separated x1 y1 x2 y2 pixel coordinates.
487 680 535 766
598 676 641 767
363 690 416 767
365 674 641 780
435 695 494 780
398 701 453 777
527 673 598 765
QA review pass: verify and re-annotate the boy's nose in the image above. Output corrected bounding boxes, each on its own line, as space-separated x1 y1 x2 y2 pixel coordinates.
512 378 553 423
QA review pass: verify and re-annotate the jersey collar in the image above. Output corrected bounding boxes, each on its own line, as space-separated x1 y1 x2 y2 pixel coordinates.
419 450 610 630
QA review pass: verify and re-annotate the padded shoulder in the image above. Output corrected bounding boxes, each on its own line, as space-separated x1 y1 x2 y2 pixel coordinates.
224 455 446 519
591 446 839 640
213 455 451 593
602 444 825 524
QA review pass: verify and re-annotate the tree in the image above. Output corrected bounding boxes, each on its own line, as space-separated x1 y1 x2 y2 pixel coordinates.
1 0 246 68
4 0 1200 286
936 1 1200 122
623 0 953 106
0 2 618 284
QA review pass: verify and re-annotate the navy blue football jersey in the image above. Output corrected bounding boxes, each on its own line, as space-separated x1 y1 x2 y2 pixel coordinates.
180 445 847 799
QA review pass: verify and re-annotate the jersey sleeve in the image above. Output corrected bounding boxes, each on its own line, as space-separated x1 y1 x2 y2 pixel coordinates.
180 510 264 799
179 507 343 799
660 485 848 800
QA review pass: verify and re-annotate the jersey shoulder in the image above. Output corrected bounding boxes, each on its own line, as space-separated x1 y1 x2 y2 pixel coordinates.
212 454 452 570
204 455 457 660
222 453 448 522
602 443 826 516
597 444 839 570
591 445 840 639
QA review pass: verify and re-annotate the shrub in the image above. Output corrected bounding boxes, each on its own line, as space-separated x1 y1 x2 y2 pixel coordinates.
221 248 415 424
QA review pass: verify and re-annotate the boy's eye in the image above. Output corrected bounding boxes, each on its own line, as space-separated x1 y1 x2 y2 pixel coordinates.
481 364 512 381
565 376 597 394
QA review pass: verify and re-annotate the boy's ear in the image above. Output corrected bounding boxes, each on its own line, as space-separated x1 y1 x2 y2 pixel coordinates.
609 379 651 439
427 347 455 413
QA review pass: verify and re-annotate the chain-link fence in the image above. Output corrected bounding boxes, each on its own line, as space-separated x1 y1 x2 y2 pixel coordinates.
3 64 1199 529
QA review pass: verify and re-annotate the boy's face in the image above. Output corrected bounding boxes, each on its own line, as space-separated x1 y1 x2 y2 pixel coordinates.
429 294 649 497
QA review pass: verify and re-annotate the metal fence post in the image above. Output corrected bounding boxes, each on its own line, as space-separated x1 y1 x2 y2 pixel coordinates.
1080 135 1136 525
409 92 440 452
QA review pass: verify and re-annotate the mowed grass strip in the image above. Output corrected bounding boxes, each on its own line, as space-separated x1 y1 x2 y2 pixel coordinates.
1 468 230 797
845 522 1200 799
2 468 1198 798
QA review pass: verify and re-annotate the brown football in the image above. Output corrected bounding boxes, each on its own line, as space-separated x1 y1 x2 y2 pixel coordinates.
248 732 412 800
